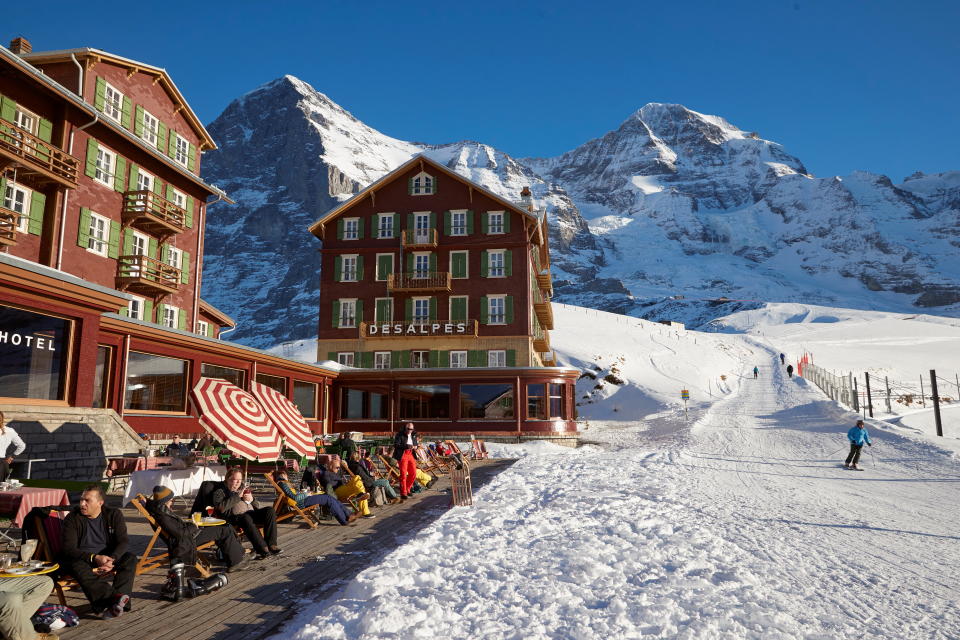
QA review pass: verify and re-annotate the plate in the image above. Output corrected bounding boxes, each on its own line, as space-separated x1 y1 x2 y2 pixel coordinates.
201 517 226 524
4 567 33 575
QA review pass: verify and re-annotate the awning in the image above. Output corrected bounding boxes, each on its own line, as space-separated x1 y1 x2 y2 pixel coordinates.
191 377 281 461
251 381 315 457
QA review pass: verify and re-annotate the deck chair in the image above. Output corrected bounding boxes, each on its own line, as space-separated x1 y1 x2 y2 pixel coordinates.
471 439 489 460
31 510 104 607
376 454 401 485
444 441 470 469
264 473 318 529
413 446 443 475
425 447 452 474
131 494 213 577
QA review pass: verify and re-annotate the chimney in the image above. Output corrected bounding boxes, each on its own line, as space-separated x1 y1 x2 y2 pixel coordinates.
520 186 533 211
9 37 32 55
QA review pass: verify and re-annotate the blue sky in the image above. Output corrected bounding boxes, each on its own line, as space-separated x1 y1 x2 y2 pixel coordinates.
7 0 958 180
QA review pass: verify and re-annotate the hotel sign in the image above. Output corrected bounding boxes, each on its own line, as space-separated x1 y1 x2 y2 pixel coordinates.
361 320 477 338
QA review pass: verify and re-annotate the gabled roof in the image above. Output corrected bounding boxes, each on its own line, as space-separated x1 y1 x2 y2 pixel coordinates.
22 47 216 151
199 299 236 328
308 154 540 239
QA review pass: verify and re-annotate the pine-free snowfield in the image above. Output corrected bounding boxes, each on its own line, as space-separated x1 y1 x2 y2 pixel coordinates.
277 309 960 639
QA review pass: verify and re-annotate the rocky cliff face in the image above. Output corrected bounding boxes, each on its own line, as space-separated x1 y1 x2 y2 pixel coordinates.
201 79 960 348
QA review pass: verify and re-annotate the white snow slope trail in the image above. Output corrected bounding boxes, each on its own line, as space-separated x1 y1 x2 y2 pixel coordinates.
280 339 960 640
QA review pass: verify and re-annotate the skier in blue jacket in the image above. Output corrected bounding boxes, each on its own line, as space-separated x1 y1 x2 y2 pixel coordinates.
844 419 872 470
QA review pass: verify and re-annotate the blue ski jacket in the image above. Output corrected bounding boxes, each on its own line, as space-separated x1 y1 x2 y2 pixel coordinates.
847 425 871 446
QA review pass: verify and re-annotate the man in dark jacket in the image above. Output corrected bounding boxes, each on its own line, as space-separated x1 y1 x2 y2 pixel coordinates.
60 485 136 618
347 451 400 503
211 468 279 559
165 435 191 458
336 432 358 461
392 423 420 499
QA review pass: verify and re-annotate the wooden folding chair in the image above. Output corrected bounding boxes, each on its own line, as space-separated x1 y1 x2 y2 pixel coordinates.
424 447 452 474
263 473 318 529
471 439 489 460
376 454 401 485
413 446 443 475
130 494 213 577
32 511 84 606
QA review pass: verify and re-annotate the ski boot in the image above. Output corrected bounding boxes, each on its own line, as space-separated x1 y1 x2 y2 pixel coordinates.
161 563 189 602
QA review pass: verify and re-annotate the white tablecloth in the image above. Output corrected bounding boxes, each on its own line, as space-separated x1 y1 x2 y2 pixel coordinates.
123 465 226 505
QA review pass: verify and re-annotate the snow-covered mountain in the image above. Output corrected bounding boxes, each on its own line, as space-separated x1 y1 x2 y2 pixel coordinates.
201 76 960 348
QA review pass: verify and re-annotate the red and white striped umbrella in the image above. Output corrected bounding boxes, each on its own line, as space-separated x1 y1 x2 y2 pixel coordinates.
191 377 281 461
250 381 315 457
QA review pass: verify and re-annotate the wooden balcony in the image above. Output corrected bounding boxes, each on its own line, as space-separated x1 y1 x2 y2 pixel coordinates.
123 190 187 236
387 271 451 292
533 330 551 353
0 205 21 246
401 228 438 248
0 120 79 188
116 254 181 296
541 350 557 367
534 299 554 330
536 271 553 297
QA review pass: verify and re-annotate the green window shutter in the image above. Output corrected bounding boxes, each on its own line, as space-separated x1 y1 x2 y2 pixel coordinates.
129 165 140 191
481 250 489 277
147 236 158 259
443 211 451 236
121 96 132 130
143 299 154 323
336 219 344 240
113 156 126 192
466 210 474 235
375 298 388 322
438 350 450 367
332 301 340 328
361 352 374 369
167 130 177 158
134 105 144 137
107 220 121 258
372 214 379 237
166 184 175 201
505 249 513 277
429 212 436 230
122 230 134 255
429 253 437 272
504 212 511 233
37 118 53 143
178 308 187 331
506 295 514 324
157 121 167 150
357 217 364 239
429 350 441 367
327 352 337 361
187 143 197 172
429 297 437 322
451 297 466 322
181 250 191 284
94 77 106 111
334 256 342 282
468 350 484 367
154 302 162 323
507 349 517 367
357 255 365 281
399 350 410 368
404 298 412 322
406 213 414 233
0 96 16 122
356 299 364 323
27 191 46 235
433 176 438 195
406 253 414 273
451 252 466 278
407 177 413 195
481 212 489 234
77 207 92 248
119 307 128 318
185 196 194 228
207 324 215 337
480 296 489 324
152 177 163 196
377 254 393 280
84 138 98 178
160 243 169 264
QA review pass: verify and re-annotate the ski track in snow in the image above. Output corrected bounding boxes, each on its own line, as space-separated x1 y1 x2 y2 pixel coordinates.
277 334 960 640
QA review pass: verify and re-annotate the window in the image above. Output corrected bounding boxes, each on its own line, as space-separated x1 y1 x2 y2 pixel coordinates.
460 383 514 419
94 147 116 187
91 345 112 409
171 189 187 211
375 254 393 281
488 296 506 324
166 246 182 271
527 383 546 420
549 383 567 419
161 305 179 329
450 210 467 235
3 182 30 233
488 211 504 234
196 320 209 336
399 384 450 418
339 386 389 420
201 363 246 388
102 82 124 122
488 250 505 277
293 380 318 419
413 298 430 324
136 168 153 193
450 251 468 279
124 351 188 413
127 296 146 321
450 351 467 368
13 106 37 135
174 133 190 166
0 304 72 401
411 351 429 369
413 212 431 243
410 171 435 195
338 300 356 328
141 109 159 147
86 212 110 256
341 255 358 282
374 352 392 370
413 253 430 278
343 218 359 240
337 352 355 367
377 213 394 238
488 350 507 368
256 372 287 395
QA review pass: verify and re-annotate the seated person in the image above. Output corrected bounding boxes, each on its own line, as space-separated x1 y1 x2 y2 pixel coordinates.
299 461 321 493
145 486 249 572
164 435 191 458
347 451 400 504
434 441 451 456
211 468 280 560
315 456 372 518
0 574 54 639
60 485 136 619
272 470 358 525
358 449 377 474
335 432 358 461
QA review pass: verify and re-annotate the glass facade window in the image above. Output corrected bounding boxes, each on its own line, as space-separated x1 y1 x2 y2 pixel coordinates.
340 387 389 420
124 351 188 412
550 383 567 419
399 384 450 419
91 345 112 409
256 372 287 395
411 351 429 368
0 305 72 401
460 383 514 419
201 363 247 389
293 380 318 419
527 383 546 420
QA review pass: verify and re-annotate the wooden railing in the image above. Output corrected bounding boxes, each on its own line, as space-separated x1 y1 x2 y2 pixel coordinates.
0 120 79 186
387 271 451 292
401 228 438 248
0 205 21 245
536 271 553 296
122 190 186 233
117 254 181 293
534 298 554 330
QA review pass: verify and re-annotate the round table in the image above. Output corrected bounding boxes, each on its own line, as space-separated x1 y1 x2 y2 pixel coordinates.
0 562 59 578
195 517 227 527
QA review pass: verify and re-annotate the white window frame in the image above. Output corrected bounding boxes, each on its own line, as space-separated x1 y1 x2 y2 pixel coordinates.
13 106 38 135
196 320 209 336
3 182 30 233
375 253 393 282
374 352 392 370
86 211 110 257
411 172 435 196
131 230 149 256
488 295 506 325
128 295 146 321
338 299 357 328
449 295 468 322
450 250 469 279
170 188 187 211
377 212 395 239
102 82 124 122
450 351 467 368
488 350 507 368
94 146 116 187
136 167 153 193
374 297 393 322
488 211 505 234
341 254 358 282
174 132 190 167
413 252 430 278
343 217 359 240
141 109 159 147
337 352 355 367
166 246 183 271
450 209 467 236
411 350 429 368
161 304 179 329
488 249 506 278
412 297 430 324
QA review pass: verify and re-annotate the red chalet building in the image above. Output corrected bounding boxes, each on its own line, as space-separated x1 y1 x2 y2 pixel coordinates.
311 155 579 441
0 39 337 480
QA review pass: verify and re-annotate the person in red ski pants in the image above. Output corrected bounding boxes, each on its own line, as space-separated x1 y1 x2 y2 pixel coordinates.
392 422 420 499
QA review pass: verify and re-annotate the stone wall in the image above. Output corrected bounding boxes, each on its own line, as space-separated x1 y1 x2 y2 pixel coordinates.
0 405 145 481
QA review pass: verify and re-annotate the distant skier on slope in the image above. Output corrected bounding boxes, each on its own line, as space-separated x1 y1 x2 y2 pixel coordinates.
753 366 759 379
844 419 872 470
780 353 785 364
786 364 794 378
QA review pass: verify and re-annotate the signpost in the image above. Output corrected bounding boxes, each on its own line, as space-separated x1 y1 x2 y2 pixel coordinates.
681 389 689 420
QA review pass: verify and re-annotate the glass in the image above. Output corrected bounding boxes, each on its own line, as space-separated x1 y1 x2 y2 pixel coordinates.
0 304 72 400
399 384 450 419
527 383 546 420
460 384 514 419
549 383 566 419
19 539 37 563
255 373 286 395
124 351 188 412
340 387 388 420
293 381 317 419
91 345 112 408
201 363 247 389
